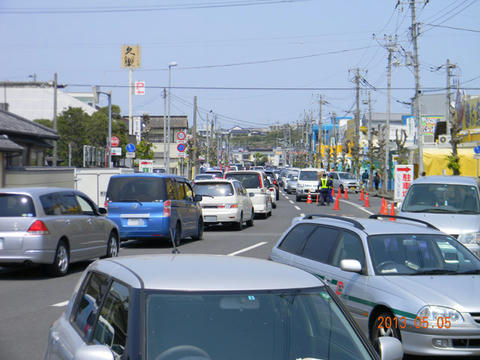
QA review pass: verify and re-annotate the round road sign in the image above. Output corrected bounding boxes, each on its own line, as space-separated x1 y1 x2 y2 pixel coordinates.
474 146 480 154
111 136 120 147
177 131 186 141
126 143 136 152
177 143 186 152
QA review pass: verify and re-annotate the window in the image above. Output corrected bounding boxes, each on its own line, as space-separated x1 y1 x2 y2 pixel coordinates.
175 181 186 200
92 281 129 358
166 179 177 200
225 173 261 189
106 177 167 202
58 193 82 215
76 195 96 216
72 272 110 339
0 194 36 217
330 231 365 268
301 226 339 264
278 224 316 254
184 183 193 201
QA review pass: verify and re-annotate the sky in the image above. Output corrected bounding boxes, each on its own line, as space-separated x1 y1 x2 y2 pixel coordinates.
1 0 479 130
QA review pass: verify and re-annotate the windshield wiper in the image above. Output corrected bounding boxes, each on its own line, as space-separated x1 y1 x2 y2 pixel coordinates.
407 208 451 213
119 199 143 206
457 269 480 275
412 269 458 275
455 210 480 214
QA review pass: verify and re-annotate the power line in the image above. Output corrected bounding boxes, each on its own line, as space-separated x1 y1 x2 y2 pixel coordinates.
422 0 477 34
422 23 480 33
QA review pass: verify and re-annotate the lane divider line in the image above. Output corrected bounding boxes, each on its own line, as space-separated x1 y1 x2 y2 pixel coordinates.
52 300 69 307
228 242 268 256
339 199 374 215
294 206 301 210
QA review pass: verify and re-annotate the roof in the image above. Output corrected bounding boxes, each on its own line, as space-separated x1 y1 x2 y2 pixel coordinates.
110 173 185 179
103 254 322 291
0 187 78 196
0 109 59 139
412 175 478 186
0 135 23 152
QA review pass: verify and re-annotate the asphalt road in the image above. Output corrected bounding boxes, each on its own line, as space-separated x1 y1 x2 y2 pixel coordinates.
0 190 407 360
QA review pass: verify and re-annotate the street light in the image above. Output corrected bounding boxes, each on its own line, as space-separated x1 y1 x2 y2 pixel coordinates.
166 61 177 174
93 86 113 168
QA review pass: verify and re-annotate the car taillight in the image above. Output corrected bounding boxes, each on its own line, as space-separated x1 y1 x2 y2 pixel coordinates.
104 200 110 208
27 220 49 235
269 188 274 192
163 200 171 217
273 180 277 185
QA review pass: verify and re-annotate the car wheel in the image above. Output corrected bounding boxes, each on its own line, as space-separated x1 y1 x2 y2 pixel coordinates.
192 218 203 240
276 191 279 201
246 210 254 227
296 195 301 202
267 210 272 217
103 232 119 258
370 312 402 345
233 212 243 230
339 184 344 194
49 240 70 277
272 202 277 209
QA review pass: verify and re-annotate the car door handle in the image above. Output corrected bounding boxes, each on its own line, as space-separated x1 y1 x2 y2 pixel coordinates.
51 331 60 344
64 219 70 225
87 218 93 224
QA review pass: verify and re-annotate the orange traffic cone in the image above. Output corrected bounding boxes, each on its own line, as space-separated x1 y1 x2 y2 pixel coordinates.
364 193 370 208
316 193 319 204
331 187 335 198
389 202 396 221
344 188 348 199
380 198 387 215
360 188 364 201
333 193 340 210
307 191 312 204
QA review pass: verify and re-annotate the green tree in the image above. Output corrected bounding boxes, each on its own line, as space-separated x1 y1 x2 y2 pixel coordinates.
33 119 54 157
57 107 89 167
135 139 154 160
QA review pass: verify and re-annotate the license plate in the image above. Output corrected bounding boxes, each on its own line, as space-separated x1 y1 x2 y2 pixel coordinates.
349 186 356 190
204 216 217 223
127 219 144 226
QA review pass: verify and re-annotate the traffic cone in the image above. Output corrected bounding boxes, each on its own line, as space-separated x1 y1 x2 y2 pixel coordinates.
380 198 387 215
333 193 340 210
307 191 312 204
360 188 365 201
364 193 370 208
331 187 335 198
316 193 319 204
344 188 348 199
389 202 396 221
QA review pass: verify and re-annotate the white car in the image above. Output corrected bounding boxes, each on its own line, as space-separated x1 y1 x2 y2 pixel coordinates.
265 176 277 208
193 179 254 230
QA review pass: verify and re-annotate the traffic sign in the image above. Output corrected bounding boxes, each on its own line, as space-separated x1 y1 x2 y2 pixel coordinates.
111 136 120 147
126 152 136 158
177 131 186 141
474 146 480 154
135 81 145 95
126 143 136 152
394 165 413 202
177 143 186 152
111 147 122 156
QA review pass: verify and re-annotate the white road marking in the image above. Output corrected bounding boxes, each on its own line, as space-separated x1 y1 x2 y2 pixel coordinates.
289 200 294 204
339 199 374 215
52 300 69 307
228 242 268 256
294 206 301 210
300 213 305 217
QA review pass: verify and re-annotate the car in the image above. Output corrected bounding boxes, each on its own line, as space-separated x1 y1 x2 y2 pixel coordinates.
330 171 360 193
264 176 277 208
224 170 272 218
105 174 203 246
295 167 325 202
264 170 280 201
285 171 299 194
270 213 480 357
0 187 119 276
193 179 254 230
398 175 480 258
44 254 402 360
193 174 215 182
204 169 223 179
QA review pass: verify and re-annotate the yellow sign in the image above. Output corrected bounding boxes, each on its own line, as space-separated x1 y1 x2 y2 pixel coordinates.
121 45 141 68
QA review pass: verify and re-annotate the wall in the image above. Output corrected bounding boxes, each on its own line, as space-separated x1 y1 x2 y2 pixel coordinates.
5 167 75 188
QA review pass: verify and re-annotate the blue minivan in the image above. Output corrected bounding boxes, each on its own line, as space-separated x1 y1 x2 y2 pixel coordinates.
105 174 203 246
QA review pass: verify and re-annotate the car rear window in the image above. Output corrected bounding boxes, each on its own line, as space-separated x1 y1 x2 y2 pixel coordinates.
194 183 234 197
106 177 167 202
0 194 35 217
299 171 319 181
225 173 261 189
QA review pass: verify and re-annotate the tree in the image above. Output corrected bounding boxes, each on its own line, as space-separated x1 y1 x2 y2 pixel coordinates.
135 139 154 160
57 107 89 167
34 119 54 158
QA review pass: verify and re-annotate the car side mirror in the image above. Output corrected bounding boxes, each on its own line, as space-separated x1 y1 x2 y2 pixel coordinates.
340 259 362 273
98 208 107 215
248 193 255 197
194 194 203 202
293 177 298 180
375 336 403 360
73 345 114 360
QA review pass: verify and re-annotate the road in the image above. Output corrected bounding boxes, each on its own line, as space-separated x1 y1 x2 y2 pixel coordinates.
0 190 389 359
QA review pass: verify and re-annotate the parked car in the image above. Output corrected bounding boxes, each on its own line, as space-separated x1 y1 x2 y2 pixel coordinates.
398 175 480 258
270 213 480 357
105 174 203 246
224 170 272 218
285 171 299 194
0 188 119 276
44 254 402 360
193 179 254 230
330 171 360 193
295 167 325 202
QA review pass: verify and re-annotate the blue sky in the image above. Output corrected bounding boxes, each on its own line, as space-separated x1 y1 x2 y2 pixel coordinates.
1 0 479 129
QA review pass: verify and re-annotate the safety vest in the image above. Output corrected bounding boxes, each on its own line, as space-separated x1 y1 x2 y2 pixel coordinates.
320 178 328 189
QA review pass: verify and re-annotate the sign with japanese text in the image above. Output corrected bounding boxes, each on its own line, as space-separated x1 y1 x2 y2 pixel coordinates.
394 165 414 202
135 81 145 95
121 45 141 68
139 159 153 173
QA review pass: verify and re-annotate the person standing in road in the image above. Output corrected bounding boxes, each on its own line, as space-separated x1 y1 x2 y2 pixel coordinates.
328 173 334 203
318 172 329 206
362 169 369 188
374 172 380 190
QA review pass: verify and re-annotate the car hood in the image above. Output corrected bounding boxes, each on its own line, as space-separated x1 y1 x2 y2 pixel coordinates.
398 212 480 235
384 275 480 312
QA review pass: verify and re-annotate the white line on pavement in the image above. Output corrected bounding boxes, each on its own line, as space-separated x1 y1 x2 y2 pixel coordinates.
300 213 305 217
228 242 268 256
294 206 301 210
339 199 374 215
52 300 69 307
289 200 294 204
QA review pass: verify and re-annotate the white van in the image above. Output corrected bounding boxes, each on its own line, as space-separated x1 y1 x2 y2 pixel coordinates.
295 168 326 202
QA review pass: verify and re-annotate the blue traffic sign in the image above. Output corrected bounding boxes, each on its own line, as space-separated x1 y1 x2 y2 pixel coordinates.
177 143 186 152
475 146 480 154
126 143 136 152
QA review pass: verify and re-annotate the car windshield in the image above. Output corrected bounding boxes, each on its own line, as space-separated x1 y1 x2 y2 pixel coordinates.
194 174 214 181
193 183 234 197
225 173 261 189
0 194 36 217
402 183 480 214
145 287 373 360
368 233 480 275
299 171 318 181
106 177 167 202
338 173 356 180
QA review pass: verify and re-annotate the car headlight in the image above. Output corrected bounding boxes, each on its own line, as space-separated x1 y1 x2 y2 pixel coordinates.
417 306 464 326
457 231 480 244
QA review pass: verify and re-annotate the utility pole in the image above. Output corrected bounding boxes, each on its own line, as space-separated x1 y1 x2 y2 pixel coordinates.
52 73 58 166
192 96 198 177
367 91 373 191
318 96 323 167
163 88 167 170
212 114 216 166
129 68 133 135
410 0 423 175
206 111 210 167
445 59 456 136
352 68 362 179
332 112 337 170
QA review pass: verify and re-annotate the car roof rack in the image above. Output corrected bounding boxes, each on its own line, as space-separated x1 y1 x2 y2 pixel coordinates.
368 214 439 230
302 214 365 230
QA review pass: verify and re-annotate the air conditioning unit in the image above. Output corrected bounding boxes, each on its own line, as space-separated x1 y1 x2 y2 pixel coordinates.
438 134 451 144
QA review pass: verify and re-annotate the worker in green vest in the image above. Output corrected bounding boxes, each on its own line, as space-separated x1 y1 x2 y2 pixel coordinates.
318 172 329 206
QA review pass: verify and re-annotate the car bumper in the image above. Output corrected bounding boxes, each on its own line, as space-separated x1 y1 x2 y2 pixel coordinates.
202 208 241 223
251 194 271 214
401 327 480 356
112 216 171 240
0 234 56 265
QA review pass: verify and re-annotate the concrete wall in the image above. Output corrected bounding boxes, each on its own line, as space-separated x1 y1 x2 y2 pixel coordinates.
5 167 75 189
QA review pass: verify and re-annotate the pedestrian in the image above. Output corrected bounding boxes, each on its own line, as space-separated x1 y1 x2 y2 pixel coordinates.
328 173 334 203
362 169 369 188
317 172 329 206
374 172 380 190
